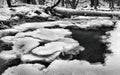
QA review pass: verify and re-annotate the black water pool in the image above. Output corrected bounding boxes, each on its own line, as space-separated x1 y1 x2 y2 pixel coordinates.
69 27 113 64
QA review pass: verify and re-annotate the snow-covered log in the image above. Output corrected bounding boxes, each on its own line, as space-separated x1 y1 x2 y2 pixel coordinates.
53 7 120 17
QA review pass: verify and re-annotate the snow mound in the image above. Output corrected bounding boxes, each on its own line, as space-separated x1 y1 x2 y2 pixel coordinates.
12 37 40 54
105 21 120 68
32 38 83 56
0 50 17 60
0 8 11 21
1 36 15 43
15 28 72 41
2 64 45 75
21 52 60 62
13 21 74 31
76 20 114 29
46 60 98 75
0 29 18 38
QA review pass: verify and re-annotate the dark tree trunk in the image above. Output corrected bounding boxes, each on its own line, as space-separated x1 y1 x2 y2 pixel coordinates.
25 0 45 5
72 0 76 9
90 0 94 7
90 0 99 9
27 0 31 4
65 0 79 9
62 0 65 7
104 0 114 9
109 0 114 9
38 0 45 5
6 0 11 7
117 1 120 6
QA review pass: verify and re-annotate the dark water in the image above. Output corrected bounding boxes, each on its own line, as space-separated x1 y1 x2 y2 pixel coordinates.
0 40 13 67
0 40 14 74
0 58 21 74
68 27 113 64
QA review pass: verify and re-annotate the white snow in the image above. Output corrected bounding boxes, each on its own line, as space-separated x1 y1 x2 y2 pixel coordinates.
15 28 72 41
12 37 40 54
32 38 81 55
0 50 17 60
2 64 45 75
105 21 120 68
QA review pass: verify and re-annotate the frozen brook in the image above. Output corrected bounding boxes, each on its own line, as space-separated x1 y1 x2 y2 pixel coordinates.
0 19 120 75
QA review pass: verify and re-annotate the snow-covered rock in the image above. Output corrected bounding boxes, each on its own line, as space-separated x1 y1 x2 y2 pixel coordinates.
21 52 60 62
15 28 72 41
87 20 113 27
2 64 45 75
12 37 40 54
21 38 83 62
0 29 18 38
1 36 15 43
0 50 17 60
0 8 11 21
76 20 114 28
13 21 74 31
32 38 83 56
46 59 120 75
46 60 99 75
21 54 45 62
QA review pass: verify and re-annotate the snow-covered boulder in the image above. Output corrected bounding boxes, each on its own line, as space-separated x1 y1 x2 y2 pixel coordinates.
1 36 15 43
0 29 18 38
2 64 45 75
13 21 74 32
12 37 40 54
32 38 83 56
76 20 114 29
87 20 113 27
15 28 72 41
21 52 60 62
46 60 96 75
0 8 12 21
0 50 17 60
